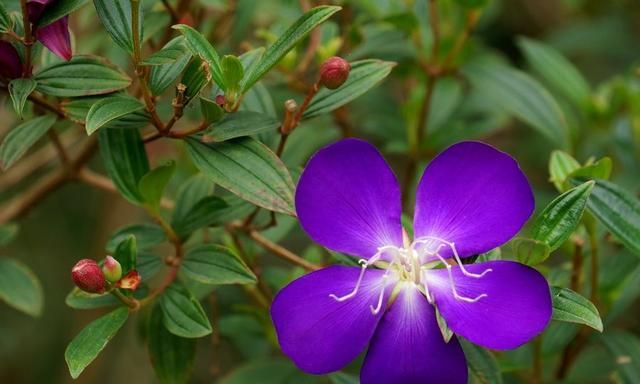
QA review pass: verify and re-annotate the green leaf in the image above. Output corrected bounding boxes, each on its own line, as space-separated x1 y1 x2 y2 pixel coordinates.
0 2 12 33
159 282 212 338
173 196 228 239
171 174 214 228
518 37 591 108
512 237 551 266
114 235 137 274
203 111 279 142
551 287 603 332
64 307 129 379
221 55 244 100
186 137 295 215
35 55 131 97
549 150 581 192
98 127 150 205
241 6 341 92
0 115 57 171
304 59 395 118
601 331 640 384
220 358 314 384
463 58 568 148
172 24 225 90
0 258 43 317
532 181 594 251
181 245 256 285
61 96 149 129
148 305 196 384
329 372 359 384
569 157 612 181
65 286 147 309
138 161 176 212
141 41 188 66
8 78 37 118
199 96 225 124
93 0 142 53
149 37 192 95
584 180 640 256
181 57 211 101
85 96 145 135
0 223 19 247
460 340 504 384
38 0 90 27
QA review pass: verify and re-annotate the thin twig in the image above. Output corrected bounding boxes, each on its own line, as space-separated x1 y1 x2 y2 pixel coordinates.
47 130 71 167
247 229 321 272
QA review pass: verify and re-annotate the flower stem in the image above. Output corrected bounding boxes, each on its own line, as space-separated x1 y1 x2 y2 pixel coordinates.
19 0 34 76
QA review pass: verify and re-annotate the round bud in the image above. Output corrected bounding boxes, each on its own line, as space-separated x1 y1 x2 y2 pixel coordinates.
71 259 106 294
215 94 226 106
319 56 351 90
102 256 122 283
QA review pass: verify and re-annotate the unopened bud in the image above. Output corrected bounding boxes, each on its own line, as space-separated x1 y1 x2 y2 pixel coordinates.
71 259 106 294
102 256 122 283
319 56 351 89
215 94 226 106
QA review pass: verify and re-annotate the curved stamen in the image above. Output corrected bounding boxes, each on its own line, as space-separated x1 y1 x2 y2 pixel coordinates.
329 259 368 301
431 251 488 303
413 236 493 278
370 274 390 315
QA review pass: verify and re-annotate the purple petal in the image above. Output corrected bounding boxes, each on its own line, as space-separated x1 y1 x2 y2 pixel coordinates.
26 1 47 23
271 266 393 374
413 141 534 258
37 16 72 61
295 139 403 259
361 284 467 384
0 41 22 79
426 260 552 350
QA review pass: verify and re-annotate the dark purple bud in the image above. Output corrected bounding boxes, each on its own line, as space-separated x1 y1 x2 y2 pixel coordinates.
37 16 72 61
319 56 351 90
0 41 23 80
71 259 106 294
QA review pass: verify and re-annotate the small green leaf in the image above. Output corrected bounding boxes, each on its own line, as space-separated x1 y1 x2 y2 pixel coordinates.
93 0 142 53
65 286 147 310
181 57 211 101
8 78 37 118
171 174 214 227
221 55 244 98
463 58 568 148
149 37 192 95
460 340 504 384
106 223 166 253
38 0 90 27
64 307 129 379
549 150 581 192
0 115 57 171
220 359 312 384
61 96 149 129
583 180 640 256
186 137 295 215
0 223 19 247
200 96 225 124
0 258 44 317
141 41 188 66
181 245 256 285
173 24 225 90
569 157 612 181
512 237 551 265
601 331 640 384
0 2 12 33
304 59 395 118
148 305 196 384
532 181 594 251
551 287 603 332
85 96 145 135
435 305 454 343
35 56 132 97
138 161 176 212
114 235 137 274
241 6 341 92
98 127 150 205
159 282 212 338
329 372 359 384
518 37 591 108
203 111 279 142
173 196 228 239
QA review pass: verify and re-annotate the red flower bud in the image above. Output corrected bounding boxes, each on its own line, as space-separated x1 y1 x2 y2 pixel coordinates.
102 256 122 283
71 259 106 294
319 56 351 90
215 94 226 106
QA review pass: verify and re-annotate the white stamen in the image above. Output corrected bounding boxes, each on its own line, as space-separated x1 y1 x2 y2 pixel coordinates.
329 259 368 301
370 274 389 315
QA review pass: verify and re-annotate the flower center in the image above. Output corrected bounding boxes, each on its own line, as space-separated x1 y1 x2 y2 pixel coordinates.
328 235 493 314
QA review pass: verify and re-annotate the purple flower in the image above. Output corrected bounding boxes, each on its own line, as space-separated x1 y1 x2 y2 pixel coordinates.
271 139 552 384
27 0 72 61
0 41 22 79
